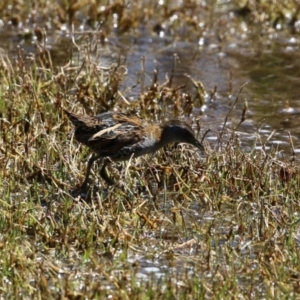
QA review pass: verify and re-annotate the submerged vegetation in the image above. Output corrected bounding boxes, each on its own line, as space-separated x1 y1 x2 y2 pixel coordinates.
0 0 300 298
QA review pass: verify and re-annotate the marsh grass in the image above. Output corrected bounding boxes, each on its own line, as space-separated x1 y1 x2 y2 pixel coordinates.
0 0 300 299
0 42 299 298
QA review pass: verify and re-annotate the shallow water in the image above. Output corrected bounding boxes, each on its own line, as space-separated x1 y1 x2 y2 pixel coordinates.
1 2 300 157
1 3 299 296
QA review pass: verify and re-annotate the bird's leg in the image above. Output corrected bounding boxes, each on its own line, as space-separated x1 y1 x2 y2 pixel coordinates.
100 162 115 186
80 153 102 191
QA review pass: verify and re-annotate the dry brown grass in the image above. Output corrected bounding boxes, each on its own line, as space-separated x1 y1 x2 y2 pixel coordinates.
0 0 300 299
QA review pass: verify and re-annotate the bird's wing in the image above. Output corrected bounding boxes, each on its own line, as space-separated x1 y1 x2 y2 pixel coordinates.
88 123 123 141
87 113 145 153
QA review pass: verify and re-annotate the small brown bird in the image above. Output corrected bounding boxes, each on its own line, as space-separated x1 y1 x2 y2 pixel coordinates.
64 109 204 191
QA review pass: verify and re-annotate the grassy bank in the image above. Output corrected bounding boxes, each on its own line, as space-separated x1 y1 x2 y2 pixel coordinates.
0 39 299 299
0 0 300 299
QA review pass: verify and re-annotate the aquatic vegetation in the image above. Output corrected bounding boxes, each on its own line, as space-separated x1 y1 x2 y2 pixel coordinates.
0 0 299 298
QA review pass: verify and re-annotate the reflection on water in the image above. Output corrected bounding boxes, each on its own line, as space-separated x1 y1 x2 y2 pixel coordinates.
226 36 300 154
1 14 300 156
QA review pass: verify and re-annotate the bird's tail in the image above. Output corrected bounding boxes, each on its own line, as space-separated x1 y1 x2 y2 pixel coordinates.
63 108 87 127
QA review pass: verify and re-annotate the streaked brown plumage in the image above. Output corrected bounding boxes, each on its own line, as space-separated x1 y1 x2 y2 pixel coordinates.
64 109 204 191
